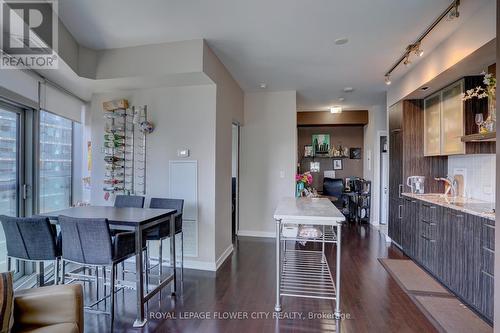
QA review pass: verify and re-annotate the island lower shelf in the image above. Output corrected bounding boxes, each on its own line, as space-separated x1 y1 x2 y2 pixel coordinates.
281 250 336 300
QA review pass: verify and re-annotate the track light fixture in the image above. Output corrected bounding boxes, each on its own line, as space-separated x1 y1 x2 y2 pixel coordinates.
383 0 459 84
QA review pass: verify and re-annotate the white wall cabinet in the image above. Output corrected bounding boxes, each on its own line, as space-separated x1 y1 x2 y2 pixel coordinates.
424 80 465 156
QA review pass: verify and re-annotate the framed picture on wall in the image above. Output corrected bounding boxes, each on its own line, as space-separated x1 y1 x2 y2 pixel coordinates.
304 145 314 157
350 148 362 159
312 134 330 155
333 159 343 170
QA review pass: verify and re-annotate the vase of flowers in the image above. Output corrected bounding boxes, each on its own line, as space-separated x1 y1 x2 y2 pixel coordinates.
296 172 313 197
462 71 496 133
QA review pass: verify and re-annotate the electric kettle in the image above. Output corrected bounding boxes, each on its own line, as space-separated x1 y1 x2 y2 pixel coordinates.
407 176 425 194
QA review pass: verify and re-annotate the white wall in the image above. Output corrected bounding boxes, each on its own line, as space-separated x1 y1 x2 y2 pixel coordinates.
89 85 218 267
203 42 244 262
239 91 297 237
363 105 387 225
448 154 496 202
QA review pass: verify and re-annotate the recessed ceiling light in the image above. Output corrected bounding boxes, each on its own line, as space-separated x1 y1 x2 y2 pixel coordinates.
338 97 345 102
343 87 354 93
421 86 429 91
334 37 349 45
259 83 267 89
330 106 342 114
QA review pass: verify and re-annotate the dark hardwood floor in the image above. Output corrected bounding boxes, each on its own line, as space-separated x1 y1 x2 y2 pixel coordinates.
84 223 437 333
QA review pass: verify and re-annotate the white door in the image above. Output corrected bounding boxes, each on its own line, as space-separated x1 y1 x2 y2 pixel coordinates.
380 152 389 225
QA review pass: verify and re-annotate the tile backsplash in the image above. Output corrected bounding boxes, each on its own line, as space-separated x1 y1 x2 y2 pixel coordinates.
447 154 496 203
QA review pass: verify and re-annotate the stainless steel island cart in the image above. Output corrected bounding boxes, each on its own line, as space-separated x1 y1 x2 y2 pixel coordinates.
273 197 345 318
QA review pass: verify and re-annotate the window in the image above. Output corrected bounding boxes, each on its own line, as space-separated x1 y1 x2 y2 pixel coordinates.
0 105 21 274
39 111 73 213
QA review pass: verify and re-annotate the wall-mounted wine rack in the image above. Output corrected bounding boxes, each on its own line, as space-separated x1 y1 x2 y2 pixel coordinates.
102 100 147 199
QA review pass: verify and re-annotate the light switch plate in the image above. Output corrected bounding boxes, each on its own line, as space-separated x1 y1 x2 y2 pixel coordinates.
279 170 285 178
177 149 190 157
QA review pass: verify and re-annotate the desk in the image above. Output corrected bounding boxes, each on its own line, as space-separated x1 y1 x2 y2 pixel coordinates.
273 197 345 317
40 206 177 327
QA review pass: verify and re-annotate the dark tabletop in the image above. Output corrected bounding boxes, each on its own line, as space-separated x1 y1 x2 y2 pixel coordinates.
39 206 176 226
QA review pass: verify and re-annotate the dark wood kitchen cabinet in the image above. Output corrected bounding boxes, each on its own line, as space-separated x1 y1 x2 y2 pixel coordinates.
388 100 447 247
443 208 479 304
416 202 440 275
479 219 495 320
402 196 494 323
401 197 418 258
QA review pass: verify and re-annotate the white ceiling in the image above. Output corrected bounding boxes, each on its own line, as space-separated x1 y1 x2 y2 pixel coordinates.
58 0 489 110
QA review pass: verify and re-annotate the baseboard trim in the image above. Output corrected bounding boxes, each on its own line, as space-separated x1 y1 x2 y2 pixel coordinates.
129 255 218 271
237 230 275 238
215 244 234 270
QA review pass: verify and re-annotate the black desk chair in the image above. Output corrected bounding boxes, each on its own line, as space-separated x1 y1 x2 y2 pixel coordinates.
59 215 136 329
323 178 345 209
0 215 60 286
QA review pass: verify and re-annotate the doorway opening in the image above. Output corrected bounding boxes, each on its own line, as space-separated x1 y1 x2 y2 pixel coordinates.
231 123 240 243
379 134 389 225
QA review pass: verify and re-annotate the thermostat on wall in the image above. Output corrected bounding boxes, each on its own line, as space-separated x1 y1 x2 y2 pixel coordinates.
177 149 190 158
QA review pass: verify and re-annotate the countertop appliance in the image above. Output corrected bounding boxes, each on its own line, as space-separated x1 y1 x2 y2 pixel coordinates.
407 176 425 194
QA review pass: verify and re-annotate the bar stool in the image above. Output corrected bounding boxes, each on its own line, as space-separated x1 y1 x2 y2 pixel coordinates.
145 198 184 282
114 195 145 208
113 195 145 280
0 215 61 286
58 215 136 329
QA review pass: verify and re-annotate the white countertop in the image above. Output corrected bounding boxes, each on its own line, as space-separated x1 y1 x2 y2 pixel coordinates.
273 197 345 225
402 193 495 222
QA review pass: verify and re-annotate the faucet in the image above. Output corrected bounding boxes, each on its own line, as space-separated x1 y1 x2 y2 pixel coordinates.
434 176 458 197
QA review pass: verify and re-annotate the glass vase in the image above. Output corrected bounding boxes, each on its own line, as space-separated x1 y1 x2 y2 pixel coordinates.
483 95 496 133
296 182 304 197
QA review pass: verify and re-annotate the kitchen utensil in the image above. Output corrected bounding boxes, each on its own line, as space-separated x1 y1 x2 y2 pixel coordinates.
407 176 425 194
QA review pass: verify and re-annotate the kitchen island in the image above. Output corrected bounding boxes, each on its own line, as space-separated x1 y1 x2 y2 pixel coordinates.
399 193 494 322
273 197 345 318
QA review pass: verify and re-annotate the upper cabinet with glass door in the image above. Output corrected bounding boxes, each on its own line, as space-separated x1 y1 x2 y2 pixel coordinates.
423 79 465 156
423 92 441 156
441 80 465 155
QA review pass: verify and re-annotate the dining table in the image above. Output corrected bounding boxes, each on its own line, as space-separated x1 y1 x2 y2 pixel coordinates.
40 205 177 327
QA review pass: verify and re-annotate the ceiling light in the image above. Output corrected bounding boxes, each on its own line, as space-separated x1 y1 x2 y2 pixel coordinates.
334 37 349 45
447 1 460 20
259 83 267 89
338 97 345 102
421 86 429 91
330 106 342 114
385 75 392 85
343 87 354 93
403 55 411 66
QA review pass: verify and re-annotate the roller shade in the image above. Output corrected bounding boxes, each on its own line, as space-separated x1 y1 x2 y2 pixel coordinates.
40 83 84 122
0 68 39 108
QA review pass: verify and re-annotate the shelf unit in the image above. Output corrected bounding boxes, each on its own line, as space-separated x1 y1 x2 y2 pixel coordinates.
102 100 147 199
461 132 496 142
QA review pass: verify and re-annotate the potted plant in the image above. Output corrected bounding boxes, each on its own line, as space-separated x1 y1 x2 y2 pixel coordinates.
462 71 496 133
296 172 313 197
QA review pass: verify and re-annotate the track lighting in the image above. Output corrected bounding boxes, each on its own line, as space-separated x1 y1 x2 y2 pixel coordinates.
383 0 459 84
